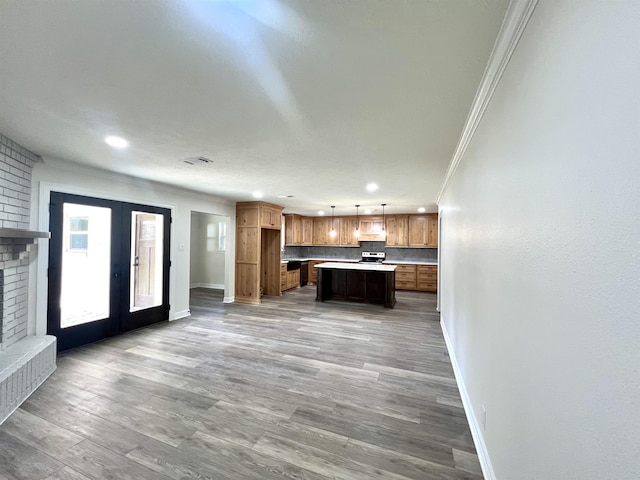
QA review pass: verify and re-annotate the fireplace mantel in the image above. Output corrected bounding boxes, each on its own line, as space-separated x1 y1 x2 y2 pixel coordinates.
0 228 50 239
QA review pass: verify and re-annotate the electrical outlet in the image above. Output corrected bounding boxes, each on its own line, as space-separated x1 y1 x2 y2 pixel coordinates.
481 404 487 431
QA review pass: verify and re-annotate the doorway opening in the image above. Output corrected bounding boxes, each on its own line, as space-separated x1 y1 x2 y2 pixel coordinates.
189 211 228 307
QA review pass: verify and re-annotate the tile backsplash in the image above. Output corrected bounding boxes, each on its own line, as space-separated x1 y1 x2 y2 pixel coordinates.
283 241 437 263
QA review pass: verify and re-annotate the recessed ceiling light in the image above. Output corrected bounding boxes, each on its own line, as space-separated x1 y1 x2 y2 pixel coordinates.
318 210 325 216
366 183 378 192
418 207 426 213
105 136 128 149
364 209 372 214
252 191 263 199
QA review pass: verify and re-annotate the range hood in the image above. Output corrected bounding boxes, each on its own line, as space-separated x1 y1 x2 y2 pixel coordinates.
358 234 386 241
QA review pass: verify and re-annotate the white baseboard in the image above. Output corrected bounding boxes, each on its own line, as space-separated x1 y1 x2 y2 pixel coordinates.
190 283 225 290
441 319 496 480
172 309 190 321
223 296 234 303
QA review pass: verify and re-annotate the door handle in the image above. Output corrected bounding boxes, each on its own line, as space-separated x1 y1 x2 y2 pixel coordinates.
133 256 139 267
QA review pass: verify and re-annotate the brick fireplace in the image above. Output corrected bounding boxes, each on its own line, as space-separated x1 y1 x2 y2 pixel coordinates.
0 133 56 424
0 238 32 349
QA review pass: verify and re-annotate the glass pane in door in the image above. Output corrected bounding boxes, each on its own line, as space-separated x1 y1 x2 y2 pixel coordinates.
130 211 164 312
60 203 111 328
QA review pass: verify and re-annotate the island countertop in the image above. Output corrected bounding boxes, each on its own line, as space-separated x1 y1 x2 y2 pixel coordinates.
315 262 396 308
315 262 397 272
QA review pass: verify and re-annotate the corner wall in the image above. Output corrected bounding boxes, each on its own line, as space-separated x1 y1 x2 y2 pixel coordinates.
439 1 640 479
28 157 235 335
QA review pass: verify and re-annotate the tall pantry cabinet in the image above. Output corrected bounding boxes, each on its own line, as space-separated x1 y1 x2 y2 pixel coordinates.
235 201 284 304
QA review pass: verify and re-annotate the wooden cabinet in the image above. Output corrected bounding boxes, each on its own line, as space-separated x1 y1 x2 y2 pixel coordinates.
389 263 438 292
312 217 340 245
301 217 313 245
286 212 436 248
280 264 287 292
237 205 259 228
408 215 427 247
284 214 302 245
427 214 438 247
236 203 261 304
358 215 385 240
287 270 300 290
280 264 300 291
312 217 328 245
417 265 438 292
308 260 322 284
339 217 359 246
385 215 408 247
394 264 417 290
329 218 340 245
235 201 284 304
285 214 314 246
408 214 438 247
261 204 282 230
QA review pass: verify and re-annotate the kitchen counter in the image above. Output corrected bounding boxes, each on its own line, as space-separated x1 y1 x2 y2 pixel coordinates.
315 262 396 308
283 258 436 266
383 260 437 266
316 262 397 272
282 258 358 263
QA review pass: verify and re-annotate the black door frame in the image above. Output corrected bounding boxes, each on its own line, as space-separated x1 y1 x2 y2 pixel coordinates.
47 192 171 351
120 202 171 332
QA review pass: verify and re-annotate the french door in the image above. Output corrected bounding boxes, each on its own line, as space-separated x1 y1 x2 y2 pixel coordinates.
47 192 171 351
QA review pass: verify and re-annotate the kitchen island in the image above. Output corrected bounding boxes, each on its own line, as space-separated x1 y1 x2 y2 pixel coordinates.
315 262 397 308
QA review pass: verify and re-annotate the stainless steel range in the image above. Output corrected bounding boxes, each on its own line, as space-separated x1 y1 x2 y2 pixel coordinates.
360 251 386 263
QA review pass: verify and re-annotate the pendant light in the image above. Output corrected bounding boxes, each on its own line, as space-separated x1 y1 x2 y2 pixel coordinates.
329 205 337 238
381 203 387 237
354 205 360 238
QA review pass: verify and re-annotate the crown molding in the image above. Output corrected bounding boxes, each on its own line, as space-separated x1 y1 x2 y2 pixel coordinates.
437 0 539 204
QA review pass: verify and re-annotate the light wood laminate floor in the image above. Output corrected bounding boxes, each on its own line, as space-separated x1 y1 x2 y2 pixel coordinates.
0 286 482 480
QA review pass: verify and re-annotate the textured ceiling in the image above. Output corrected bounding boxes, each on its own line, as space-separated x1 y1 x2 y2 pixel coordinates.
0 0 508 215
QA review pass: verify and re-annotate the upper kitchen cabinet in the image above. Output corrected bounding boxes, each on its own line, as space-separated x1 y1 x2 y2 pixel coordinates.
260 203 283 230
385 215 409 247
358 215 385 240
339 217 359 246
312 217 327 245
427 214 438 247
301 217 313 245
284 214 303 245
313 217 340 245
237 203 260 228
408 214 438 247
328 217 341 245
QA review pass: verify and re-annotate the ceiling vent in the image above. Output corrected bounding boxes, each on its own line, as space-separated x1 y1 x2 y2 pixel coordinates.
183 156 213 166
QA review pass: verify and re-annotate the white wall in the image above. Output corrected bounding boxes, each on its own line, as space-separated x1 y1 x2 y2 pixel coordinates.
28 157 236 335
439 1 640 479
189 211 226 289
